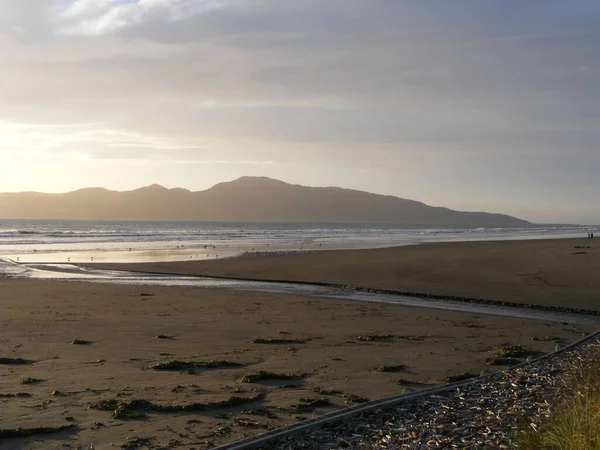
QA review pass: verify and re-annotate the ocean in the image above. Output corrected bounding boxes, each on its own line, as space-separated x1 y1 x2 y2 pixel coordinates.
0 219 595 265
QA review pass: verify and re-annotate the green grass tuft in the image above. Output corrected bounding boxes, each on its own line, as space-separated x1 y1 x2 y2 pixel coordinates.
518 350 600 449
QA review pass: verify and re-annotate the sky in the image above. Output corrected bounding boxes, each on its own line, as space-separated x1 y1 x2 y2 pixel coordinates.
0 1 599 224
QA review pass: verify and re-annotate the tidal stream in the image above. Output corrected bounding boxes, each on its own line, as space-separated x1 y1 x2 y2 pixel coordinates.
1 258 596 327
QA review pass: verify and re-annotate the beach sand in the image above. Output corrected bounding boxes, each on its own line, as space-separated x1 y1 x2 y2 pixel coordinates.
0 278 590 449
92 238 600 312
2 237 599 449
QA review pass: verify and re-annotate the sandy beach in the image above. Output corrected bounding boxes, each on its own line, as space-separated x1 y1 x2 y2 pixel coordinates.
92 238 600 312
0 278 590 450
3 0 599 446
1 238 598 449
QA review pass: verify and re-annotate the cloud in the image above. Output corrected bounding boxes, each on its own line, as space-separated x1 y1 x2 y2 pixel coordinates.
0 0 599 220
57 0 226 36
1 1 598 156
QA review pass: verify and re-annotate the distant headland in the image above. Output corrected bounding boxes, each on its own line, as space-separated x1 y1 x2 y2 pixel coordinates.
0 176 530 227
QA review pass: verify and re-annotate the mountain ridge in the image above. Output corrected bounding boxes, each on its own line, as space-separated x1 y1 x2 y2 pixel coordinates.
0 177 530 227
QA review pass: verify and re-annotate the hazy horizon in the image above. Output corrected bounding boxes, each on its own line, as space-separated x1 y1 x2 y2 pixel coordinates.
1 1 599 223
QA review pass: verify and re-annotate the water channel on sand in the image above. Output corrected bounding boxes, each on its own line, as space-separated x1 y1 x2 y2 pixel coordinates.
2 258 597 327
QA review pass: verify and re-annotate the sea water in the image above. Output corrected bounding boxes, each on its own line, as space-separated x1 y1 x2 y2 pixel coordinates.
0 219 595 265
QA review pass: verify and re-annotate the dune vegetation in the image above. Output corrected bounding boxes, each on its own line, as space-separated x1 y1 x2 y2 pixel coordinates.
519 353 600 450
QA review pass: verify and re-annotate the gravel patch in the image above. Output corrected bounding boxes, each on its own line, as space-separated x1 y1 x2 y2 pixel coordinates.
246 335 600 450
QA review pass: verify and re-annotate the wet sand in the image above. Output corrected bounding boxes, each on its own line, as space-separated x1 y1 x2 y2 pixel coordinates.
93 238 600 312
0 278 590 449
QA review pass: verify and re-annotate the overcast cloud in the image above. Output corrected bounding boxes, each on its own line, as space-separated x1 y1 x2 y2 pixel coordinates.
0 0 599 223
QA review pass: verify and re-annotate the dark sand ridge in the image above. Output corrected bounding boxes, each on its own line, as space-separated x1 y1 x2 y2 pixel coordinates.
90 238 600 312
0 279 590 450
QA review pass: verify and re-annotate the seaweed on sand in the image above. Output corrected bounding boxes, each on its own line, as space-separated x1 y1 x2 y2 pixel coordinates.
21 377 44 385
121 437 153 449
311 387 368 403
494 344 533 358
342 393 369 404
375 364 407 373
148 360 242 371
311 387 344 396
0 392 32 398
90 393 265 420
155 334 174 340
240 371 302 383
240 407 279 419
356 334 396 342
440 372 478 384
249 338 310 344
356 334 428 342
233 418 270 429
531 336 564 343
0 357 33 365
396 378 428 386
484 357 520 366
0 425 76 439
291 398 331 410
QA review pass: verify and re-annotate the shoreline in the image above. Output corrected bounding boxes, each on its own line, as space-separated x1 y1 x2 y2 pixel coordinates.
10 235 586 263
83 237 600 313
4 229 594 265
